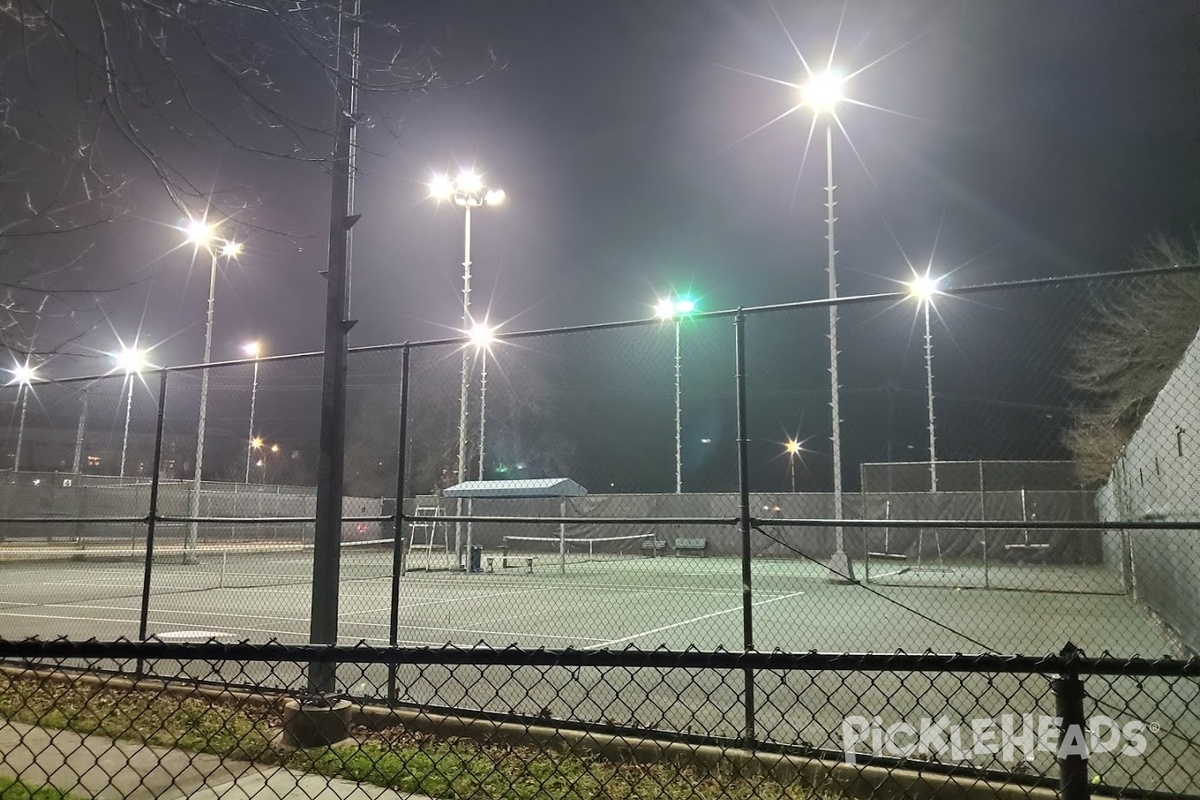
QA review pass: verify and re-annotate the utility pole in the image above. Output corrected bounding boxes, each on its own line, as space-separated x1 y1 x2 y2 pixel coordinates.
308 0 361 695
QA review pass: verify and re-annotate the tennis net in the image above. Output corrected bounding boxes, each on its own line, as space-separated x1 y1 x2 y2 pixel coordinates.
500 532 658 571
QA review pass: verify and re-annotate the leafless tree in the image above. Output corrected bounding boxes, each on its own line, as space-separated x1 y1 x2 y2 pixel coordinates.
0 1 462 363
1064 237 1200 484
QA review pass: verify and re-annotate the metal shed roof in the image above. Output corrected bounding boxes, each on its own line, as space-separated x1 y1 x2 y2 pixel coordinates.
441 478 588 498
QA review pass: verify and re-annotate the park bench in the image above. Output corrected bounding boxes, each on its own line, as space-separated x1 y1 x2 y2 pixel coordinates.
674 537 708 557
640 539 668 556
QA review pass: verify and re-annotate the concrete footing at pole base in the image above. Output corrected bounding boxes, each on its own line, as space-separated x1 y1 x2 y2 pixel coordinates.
281 699 353 748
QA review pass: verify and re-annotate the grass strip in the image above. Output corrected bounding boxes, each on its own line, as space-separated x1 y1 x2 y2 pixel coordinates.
0 776 86 800
0 673 834 799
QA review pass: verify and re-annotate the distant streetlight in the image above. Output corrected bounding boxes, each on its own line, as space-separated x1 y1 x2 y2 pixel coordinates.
800 70 854 582
7 363 36 472
908 273 942 492
430 168 505 570
113 347 148 480
243 341 262 484
784 439 802 493
655 295 697 493
251 436 280 484
181 216 243 559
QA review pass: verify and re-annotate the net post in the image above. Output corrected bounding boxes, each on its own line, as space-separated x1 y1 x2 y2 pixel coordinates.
979 460 989 589
137 370 169 675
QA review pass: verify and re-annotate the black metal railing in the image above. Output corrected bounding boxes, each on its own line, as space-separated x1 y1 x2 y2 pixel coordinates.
0 638 1197 799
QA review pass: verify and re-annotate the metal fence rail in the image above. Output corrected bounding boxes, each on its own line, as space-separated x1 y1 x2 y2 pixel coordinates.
0 638 1197 799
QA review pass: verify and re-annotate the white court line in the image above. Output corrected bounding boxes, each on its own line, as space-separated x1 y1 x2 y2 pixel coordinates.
36 603 312 626
0 608 608 644
355 622 606 643
585 590 809 649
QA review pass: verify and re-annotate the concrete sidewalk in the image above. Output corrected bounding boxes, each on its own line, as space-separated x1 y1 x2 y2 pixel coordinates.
0 721 427 799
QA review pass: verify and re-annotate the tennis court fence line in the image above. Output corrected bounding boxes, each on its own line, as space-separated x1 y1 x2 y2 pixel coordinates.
0 637 1197 799
2 268 1200 658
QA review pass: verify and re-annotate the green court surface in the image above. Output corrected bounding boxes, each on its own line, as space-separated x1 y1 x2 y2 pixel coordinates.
1 548 1194 793
0 547 1173 658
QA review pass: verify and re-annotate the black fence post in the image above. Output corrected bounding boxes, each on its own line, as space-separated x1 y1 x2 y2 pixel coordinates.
734 309 756 745
388 344 411 705
1054 641 1090 800
136 370 170 676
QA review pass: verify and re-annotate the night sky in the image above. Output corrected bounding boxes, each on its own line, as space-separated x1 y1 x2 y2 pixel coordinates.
39 0 1196 366
6 0 1200 491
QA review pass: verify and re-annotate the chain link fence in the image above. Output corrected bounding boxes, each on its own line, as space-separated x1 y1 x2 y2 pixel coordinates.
0 268 1198 797
0 638 1197 798
0 270 1198 656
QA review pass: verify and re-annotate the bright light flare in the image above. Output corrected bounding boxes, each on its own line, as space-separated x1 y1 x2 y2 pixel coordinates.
469 322 495 348
801 71 845 114
484 188 506 206
220 240 243 258
7 363 36 386
270 444 280 453
784 439 802 456
251 436 264 449
908 273 941 302
456 169 483 193
183 218 215 246
113 347 148 374
429 173 455 201
655 297 698 319
243 341 262 357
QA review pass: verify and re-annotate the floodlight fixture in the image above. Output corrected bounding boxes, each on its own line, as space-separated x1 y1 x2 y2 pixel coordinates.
183 217 215 246
801 71 845 114
8 363 36 386
429 173 455 201
469 322 495 348
456 169 483 193
113 347 148 374
909 273 941 303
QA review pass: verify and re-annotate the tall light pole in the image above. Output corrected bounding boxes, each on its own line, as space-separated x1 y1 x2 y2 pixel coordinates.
113 347 147 480
655 296 696 494
243 341 262 484
470 323 495 479
909 274 941 492
784 439 801 494
430 169 505 570
8 363 36 472
183 220 242 560
801 70 854 582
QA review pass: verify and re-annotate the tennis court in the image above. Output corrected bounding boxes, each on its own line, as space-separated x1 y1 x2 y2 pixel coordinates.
0 537 1173 658
2 537 1193 789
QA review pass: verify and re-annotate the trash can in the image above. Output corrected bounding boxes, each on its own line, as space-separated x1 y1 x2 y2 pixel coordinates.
468 545 483 573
